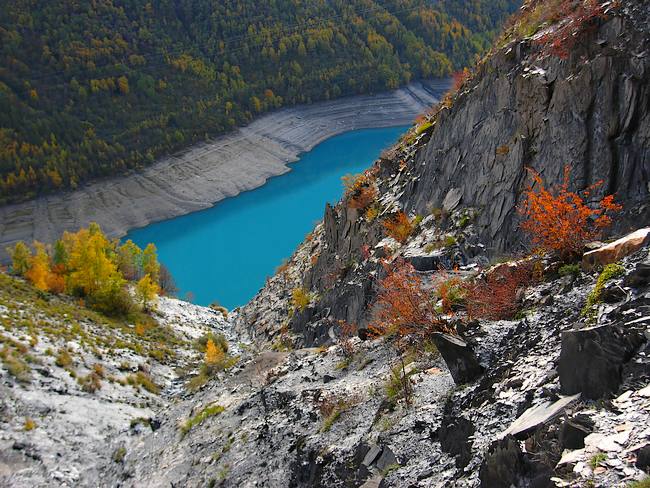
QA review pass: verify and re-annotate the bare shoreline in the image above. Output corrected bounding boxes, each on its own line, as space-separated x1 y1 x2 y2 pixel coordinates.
0 80 449 259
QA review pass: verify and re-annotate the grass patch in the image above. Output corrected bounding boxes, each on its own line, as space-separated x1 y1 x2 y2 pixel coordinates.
126 371 160 394
628 477 650 488
180 404 225 437
589 452 606 469
1 349 31 383
24 418 36 431
112 446 127 463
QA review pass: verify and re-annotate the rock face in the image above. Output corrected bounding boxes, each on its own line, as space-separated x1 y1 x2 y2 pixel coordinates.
401 2 650 254
558 324 644 399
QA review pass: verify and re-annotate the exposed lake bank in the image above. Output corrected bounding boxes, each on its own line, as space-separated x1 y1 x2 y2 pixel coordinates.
0 80 449 259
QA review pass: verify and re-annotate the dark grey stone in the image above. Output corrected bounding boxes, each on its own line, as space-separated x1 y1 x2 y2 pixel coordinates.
431 333 484 384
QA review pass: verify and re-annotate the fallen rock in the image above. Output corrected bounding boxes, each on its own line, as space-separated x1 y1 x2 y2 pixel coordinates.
623 258 650 288
633 443 650 470
560 415 594 449
559 325 644 399
582 228 650 270
431 333 484 385
500 394 581 440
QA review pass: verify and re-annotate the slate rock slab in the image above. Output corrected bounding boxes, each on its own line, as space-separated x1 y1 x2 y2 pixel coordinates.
431 333 484 385
559 325 644 399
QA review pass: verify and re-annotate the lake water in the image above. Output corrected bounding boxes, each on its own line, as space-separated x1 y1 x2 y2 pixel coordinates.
126 125 409 309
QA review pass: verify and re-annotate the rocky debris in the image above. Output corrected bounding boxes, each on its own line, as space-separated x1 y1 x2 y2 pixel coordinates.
431 333 484 385
583 228 650 270
558 324 645 399
0 286 234 488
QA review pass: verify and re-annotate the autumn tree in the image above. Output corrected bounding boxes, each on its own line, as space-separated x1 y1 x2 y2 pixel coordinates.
25 242 51 291
8 241 31 275
518 166 622 261
142 244 160 284
372 259 453 338
116 239 141 280
136 274 159 311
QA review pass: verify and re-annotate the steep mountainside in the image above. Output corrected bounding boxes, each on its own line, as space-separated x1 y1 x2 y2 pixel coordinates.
0 0 519 203
2 1 650 488
236 0 650 341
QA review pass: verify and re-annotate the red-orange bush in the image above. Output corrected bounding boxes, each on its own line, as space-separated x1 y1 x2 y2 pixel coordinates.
343 171 378 210
464 262 534 321
519 166 622 260
452 68 471 91
383 212 415 243
535 0 608 59
371 259 453 338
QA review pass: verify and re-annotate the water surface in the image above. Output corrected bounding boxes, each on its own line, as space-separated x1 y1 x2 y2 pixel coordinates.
127 125 408 308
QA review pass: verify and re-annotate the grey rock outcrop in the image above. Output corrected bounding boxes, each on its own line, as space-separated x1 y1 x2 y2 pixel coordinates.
558 324 644 399
401 2 650 254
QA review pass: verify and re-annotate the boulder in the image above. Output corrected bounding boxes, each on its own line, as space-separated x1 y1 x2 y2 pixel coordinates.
558 325 644 399
582 228 650 270
431 333 484 385
623 258 650 288
633 443 650 470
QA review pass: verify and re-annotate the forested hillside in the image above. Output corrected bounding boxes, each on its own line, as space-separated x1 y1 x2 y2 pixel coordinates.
0 0 519 204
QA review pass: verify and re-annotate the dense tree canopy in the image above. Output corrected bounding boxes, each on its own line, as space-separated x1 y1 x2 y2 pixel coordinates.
0 0 519 203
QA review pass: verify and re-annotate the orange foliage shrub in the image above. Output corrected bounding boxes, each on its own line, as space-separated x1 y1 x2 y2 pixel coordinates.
383 212 415 243
205 339 225 366
464 262 534 320
452 68 471 91
343 172 378 210
519 166 622 260
371 260 453 338
436 275 464 315
535 0 608 59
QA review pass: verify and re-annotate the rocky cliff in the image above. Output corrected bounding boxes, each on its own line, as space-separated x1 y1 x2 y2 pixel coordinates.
236 0 650 345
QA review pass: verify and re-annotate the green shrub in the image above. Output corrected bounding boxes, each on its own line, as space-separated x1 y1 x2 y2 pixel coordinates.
558 263 580 277
582 263 625 319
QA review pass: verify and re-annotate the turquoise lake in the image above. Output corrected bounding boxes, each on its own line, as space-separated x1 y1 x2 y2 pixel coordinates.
127 125 409 309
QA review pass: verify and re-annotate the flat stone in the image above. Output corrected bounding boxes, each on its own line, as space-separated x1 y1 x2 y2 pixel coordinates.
582 228 650 270
500 394 581 440
362 444 382 466
442 188 463 213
